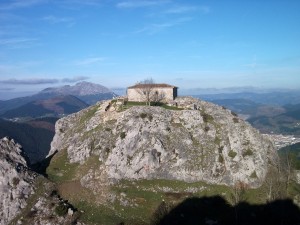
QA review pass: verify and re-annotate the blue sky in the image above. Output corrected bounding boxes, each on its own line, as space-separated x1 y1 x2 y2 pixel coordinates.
0 0 300 98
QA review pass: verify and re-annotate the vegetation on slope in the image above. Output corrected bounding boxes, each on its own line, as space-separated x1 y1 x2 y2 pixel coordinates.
0 118 57 164
46 150 300 225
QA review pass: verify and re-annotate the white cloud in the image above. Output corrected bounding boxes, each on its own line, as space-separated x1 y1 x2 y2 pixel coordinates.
75 57 106 66
0 37 39 48
116 0 170 9
62 76 89 83
0 78 59 85
134 17 192 35
59 0 101 6
42 15 75 26
0 0 47 11
165 5 198 14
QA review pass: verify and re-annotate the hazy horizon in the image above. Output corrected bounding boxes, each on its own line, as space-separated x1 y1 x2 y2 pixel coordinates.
1 81 300 100
0 0 299 98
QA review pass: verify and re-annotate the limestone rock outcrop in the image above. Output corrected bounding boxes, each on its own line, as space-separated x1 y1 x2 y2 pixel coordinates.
0 137 35 225
49 97 278 188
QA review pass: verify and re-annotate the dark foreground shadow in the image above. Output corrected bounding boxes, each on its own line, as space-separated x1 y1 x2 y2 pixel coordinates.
30 150 57 175
156 196 300 225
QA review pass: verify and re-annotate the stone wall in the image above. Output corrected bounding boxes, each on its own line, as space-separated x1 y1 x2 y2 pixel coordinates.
127 87 175 102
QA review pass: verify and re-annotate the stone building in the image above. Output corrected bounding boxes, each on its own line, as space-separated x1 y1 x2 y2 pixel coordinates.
127 83 178 103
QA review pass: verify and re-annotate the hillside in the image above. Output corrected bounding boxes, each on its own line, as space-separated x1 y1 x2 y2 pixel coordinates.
207 98 300 135
248 104 300 135
1 95 88 119
0 118 57 164
278 142 300 170
44 97 286 224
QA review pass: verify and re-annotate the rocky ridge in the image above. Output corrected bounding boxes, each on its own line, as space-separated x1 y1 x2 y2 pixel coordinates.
0 137 35 225
49 97 278 188
0 137 84 225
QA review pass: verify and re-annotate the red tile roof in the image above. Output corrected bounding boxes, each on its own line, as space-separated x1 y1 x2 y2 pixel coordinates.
128 83 178 89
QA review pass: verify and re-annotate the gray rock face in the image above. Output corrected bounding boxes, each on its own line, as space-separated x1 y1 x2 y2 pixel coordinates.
49 97 278 188
0 137 83 225
0 137 35 225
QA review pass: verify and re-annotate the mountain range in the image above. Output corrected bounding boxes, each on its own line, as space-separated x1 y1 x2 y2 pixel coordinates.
194 90 300 106
0 81 117 115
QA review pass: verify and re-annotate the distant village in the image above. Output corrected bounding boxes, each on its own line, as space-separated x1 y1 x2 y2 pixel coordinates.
264 134 300 150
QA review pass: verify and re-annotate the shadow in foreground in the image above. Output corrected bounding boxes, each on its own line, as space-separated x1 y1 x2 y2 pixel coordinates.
156 196 300 225
30 150 57 175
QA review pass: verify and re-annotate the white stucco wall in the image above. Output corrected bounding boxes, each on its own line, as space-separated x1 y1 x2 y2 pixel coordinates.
127 87 175 102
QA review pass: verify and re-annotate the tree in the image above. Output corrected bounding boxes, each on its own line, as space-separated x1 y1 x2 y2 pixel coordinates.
262 167 286 201
152 90 166 105
136 78 155 106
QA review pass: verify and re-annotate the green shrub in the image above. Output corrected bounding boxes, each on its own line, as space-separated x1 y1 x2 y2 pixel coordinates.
218 146 224 153
218 154 224 163
148 114 153 121
204 126 210 132
243 148 254 157
228 150 237 158
12 177 20 186
55 203 68 216
201 111 214 123
233 118 239 123
215 136 221 145
140 113 147 119
231 111 238 117
250 171 258 178
120 132 126 139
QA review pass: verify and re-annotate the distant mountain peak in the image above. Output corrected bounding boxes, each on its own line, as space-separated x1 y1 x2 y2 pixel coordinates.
40 81 112 96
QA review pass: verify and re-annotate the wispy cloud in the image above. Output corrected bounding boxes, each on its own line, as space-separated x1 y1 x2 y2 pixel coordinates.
165 5 210 14
0 0 47 10
42 15 75 26
134 17 192 35
0 78 59 85
0 37 39 49
0 87 15 91
116 0 170 9
0 76 89 85
75 57 106 66
53 0 102 9
0 38 37 45
62 76 89 83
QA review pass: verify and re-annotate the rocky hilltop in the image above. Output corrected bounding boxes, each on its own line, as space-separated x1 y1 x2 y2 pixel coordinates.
0 137 83 225
49 97 278 188
0 137 35 225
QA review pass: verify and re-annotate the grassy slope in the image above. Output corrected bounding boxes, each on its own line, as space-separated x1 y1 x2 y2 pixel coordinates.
46 146 300 225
